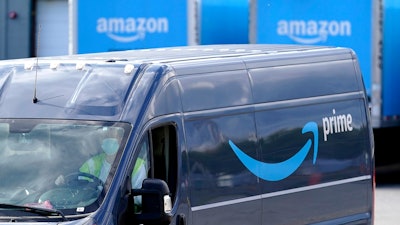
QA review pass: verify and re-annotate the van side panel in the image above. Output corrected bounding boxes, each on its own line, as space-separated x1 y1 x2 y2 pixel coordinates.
255 99 372 224
179 48 372 225
177 64 251 112
244 51 373 224
185 112 262 225
249 59 360 103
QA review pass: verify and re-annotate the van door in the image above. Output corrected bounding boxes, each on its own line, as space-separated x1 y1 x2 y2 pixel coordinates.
120 121 189 225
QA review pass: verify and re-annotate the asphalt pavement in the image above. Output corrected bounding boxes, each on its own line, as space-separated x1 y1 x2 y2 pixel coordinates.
375 169 400 225
375 183 400 224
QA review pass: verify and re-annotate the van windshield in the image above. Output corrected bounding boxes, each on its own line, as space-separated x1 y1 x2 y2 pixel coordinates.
0 119 130 216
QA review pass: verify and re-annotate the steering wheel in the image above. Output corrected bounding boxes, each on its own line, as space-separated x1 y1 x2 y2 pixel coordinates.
37 172 104 209
62 172 104 188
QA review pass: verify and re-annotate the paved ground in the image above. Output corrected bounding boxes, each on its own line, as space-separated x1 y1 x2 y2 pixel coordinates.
375 183 400 225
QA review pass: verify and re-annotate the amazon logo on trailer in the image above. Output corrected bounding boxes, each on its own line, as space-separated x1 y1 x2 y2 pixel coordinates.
96 17 169 43
276 20 352 44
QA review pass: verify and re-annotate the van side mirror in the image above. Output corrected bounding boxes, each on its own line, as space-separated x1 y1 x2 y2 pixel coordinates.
131 178 172 225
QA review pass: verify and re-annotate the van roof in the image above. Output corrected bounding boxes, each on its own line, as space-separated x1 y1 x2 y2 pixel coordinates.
0 44 331 65
0 44 355 121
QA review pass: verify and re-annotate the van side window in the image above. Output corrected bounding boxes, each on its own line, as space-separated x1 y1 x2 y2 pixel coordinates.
150 125 178 201
132 135 150 189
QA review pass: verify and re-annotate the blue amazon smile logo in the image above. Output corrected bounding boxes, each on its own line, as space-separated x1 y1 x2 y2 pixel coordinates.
229 121 319 181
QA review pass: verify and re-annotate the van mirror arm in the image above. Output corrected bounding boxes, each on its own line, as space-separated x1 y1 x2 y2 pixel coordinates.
131 178 172 225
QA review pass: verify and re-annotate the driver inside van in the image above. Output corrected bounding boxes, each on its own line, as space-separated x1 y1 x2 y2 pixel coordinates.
54 136 120 185
78 137 120 183
55 134 149 192
54 131 149 212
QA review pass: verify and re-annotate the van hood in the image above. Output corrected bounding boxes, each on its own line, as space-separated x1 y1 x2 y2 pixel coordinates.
0 215 95 224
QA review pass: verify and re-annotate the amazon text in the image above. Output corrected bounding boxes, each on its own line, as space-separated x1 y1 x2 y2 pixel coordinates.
322 109 353 141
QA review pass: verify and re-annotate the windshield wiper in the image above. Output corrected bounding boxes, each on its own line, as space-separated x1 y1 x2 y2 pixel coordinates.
0 203 66 221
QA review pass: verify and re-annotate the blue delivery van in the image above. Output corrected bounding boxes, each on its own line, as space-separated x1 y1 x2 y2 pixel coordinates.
0 44 374 224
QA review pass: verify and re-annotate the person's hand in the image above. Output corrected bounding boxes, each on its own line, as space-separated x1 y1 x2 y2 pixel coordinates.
55 175 65 186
